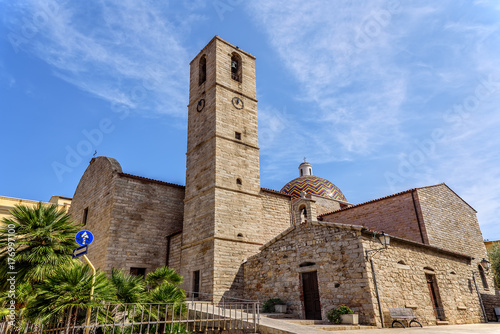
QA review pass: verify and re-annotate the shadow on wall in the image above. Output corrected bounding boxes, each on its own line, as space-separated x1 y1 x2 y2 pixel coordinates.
481 290 500 322
223 264 246 302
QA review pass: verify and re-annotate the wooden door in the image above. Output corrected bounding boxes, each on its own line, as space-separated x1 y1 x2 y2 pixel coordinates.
426 274 444 320
302 271 321 320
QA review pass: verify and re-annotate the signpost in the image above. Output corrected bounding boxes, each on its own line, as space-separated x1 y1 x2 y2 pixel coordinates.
73 230 95 334
72 245 88 258
75 230 94 246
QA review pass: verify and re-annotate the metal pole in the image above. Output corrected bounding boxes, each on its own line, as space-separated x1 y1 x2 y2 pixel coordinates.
472 272 488 322
82 255 96 334
370 258 385 328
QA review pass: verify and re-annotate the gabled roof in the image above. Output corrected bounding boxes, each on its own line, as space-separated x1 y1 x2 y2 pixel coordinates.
257 221 472 261
118 173 185 189
318 183 476 218
260 187 292 197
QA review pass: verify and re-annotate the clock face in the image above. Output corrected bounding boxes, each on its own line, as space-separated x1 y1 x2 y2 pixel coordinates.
232 97 244 110
197 99 205 112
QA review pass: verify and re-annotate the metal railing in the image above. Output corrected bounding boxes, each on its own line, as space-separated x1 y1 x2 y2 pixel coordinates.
0 300 259 334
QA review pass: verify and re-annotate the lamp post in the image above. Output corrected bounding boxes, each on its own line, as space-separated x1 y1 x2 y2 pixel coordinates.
365 231 390 328
365 231 390 260
480 258 491 271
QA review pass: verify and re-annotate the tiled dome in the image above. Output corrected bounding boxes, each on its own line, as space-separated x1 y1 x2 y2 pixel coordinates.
281 175 347 201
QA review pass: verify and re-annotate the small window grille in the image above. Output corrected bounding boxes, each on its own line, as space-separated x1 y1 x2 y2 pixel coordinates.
130 267 146 277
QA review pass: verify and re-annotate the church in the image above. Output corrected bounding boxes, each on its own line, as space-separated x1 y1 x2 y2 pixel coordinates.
69 36 499 327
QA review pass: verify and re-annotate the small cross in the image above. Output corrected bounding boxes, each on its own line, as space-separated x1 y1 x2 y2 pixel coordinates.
303 157 307 163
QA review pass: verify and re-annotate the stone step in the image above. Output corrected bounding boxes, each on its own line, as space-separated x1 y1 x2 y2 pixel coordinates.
436 320 450 325
311 325 379 331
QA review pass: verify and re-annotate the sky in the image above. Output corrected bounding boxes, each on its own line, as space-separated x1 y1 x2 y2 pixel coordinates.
1 0 499 241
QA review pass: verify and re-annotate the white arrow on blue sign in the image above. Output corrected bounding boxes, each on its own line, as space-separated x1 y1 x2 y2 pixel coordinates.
75 230 94 246
72 244 88 258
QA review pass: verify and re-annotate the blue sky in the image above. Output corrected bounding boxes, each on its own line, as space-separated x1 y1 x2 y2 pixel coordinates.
1 1 499 240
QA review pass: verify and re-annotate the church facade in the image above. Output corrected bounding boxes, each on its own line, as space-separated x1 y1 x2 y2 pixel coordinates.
69 36 499 327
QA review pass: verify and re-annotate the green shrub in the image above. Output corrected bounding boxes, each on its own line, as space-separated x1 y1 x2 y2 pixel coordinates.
262 298 285 313
327 305 353 324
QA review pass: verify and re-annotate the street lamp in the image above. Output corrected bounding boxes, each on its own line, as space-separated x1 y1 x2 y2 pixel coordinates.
480 258 491 271
365 231 390 260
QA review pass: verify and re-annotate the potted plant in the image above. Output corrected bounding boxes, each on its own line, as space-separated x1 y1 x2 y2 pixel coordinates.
262 298 286 313
327 305 358 325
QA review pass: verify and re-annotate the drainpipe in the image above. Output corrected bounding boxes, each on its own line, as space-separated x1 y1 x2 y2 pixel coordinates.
370 259 384 328
411 190 426 244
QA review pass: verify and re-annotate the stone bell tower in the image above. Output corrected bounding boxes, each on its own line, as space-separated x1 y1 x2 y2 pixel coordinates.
181 36 262 299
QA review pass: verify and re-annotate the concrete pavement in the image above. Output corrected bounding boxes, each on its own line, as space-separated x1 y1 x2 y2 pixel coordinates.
337 323 500 334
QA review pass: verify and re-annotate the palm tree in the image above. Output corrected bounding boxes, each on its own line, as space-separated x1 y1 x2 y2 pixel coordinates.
110 268 147 303
0 202 81 289
145 266 183 289
148 284 185 304
26 262 116 324
146 267 185 310
0 282 35 322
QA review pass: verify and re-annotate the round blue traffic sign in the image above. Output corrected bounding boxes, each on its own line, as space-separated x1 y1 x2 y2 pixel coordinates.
75 230 94 246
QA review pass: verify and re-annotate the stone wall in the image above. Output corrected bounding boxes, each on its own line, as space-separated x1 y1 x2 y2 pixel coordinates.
481 292 500 321
416 184 484 257
416 184 499 315
167 232 182 273
243 222 378 325
105 173 184 274
320 191 426 244
260 189 292 230
312 195 342 217
363 236 484 326
180 239 215 298
69 157 185 275
243 220 489 327
183 36 265 300
69 157 120 271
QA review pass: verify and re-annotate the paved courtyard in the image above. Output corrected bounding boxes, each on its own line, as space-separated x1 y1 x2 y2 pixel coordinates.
340 323 500 334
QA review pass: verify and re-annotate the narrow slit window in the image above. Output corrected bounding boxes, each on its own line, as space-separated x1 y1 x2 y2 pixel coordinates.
235 132 241 140
82 207 89 225
199 55 206 85
236 178 242 185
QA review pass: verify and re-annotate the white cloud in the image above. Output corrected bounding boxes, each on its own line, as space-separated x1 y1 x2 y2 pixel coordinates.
248 0 500 239
248 1 410 158
7 0 194 116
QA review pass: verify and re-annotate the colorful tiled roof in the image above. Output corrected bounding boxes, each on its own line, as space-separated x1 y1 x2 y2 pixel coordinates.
280 175 347 201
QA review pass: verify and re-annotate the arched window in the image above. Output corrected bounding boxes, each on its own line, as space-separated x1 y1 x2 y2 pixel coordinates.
478 265 489 289
199 55 206 85
301 206 307 223
231 53 242 82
